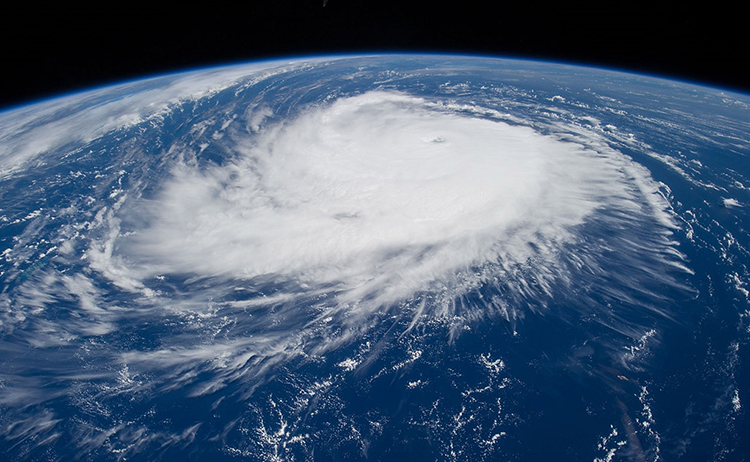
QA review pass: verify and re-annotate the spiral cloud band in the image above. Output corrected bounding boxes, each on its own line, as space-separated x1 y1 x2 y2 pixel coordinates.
102 91 671 316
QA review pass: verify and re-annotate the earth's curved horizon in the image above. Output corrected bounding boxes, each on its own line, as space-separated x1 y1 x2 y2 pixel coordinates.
4 53 748 116
0 54 748 461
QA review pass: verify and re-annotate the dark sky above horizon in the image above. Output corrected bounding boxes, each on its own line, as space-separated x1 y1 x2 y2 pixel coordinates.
1 2 747 110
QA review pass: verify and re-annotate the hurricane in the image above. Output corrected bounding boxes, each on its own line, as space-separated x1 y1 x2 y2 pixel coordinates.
106 91 677 312
0 55 746 461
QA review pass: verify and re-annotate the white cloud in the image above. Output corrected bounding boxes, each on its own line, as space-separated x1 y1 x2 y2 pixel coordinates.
723 197 741 208
0 59 324 179
98 90 673 322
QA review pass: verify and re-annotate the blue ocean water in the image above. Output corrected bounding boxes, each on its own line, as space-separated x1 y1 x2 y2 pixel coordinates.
0 55 748 461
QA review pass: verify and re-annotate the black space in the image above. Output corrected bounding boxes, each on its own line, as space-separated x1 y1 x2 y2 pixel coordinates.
1 2 748 110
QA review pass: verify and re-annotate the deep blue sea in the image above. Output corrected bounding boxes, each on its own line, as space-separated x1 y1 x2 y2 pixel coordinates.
0 55 748 461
